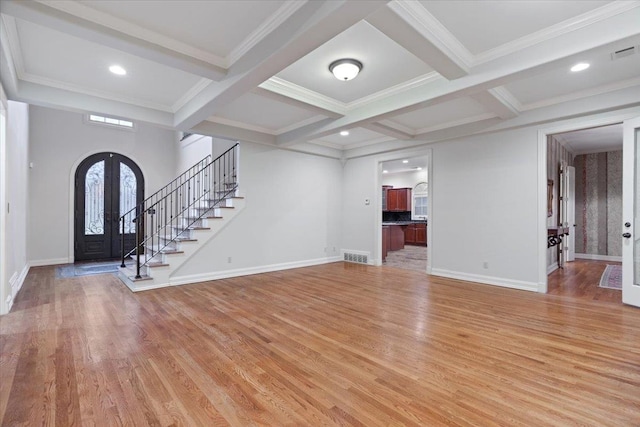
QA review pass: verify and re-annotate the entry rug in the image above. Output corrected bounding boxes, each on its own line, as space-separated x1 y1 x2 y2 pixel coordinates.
56 262 121 278
599 264 622 290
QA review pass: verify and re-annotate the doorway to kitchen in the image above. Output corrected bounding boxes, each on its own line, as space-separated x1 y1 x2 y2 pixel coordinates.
380 154 430 273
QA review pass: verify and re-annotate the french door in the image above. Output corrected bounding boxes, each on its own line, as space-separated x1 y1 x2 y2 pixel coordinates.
75 153 144 261
621 117 640 308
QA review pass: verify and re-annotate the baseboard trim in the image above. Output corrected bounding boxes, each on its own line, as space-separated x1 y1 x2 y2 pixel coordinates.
430 268 538 293
131 256 343 292
29 257 70 267
574 253 622 262
547 262 559 275
6 263 30 313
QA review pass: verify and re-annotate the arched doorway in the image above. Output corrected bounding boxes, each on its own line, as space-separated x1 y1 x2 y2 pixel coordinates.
74 153 144 261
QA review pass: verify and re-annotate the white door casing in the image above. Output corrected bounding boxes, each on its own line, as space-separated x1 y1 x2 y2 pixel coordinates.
621 117 640 308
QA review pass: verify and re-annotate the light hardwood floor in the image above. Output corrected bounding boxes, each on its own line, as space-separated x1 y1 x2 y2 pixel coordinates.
1 262 639 426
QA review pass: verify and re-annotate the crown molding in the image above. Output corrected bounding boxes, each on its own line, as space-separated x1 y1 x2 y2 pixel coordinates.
346 72 442 110
473 1 640 65
489 86 523 113
171 78 212 113
309 134 394 151
1 15 25 78
377 119 415 136
34 0 228 69
414 113 496 135
227 0 309 66
259 76 346 116
389 0 473 70
20 72 173 112
207 116 277 135
261 72 443 119
275 114 328 135
520 76 640 112
0 17 19 94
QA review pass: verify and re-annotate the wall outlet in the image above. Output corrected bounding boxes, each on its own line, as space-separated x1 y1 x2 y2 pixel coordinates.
483 261 489 269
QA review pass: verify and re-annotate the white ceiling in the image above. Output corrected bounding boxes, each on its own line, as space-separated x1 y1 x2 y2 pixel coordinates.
1 0 639 158
554 124 623 155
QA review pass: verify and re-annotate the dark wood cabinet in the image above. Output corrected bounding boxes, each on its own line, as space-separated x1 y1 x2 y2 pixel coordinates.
389 225 405 251
404 224 416 244
415 223 427 245
382 226 389 261
382 186 393 211
404 223 427 246
386 188 411 212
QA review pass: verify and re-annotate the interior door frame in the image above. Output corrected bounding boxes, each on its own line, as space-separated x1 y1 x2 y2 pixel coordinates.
622 116 640 307
374 147 433 273
537 110 640 293
68 150 148 263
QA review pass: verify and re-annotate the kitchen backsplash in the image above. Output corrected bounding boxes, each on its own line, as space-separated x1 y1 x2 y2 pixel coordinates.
383 211 411 222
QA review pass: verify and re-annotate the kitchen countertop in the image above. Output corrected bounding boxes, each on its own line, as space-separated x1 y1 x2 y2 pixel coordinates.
382 221 427 226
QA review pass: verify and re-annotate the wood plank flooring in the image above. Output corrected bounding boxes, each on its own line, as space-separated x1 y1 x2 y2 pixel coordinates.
1 262 639 426
548 259 622 303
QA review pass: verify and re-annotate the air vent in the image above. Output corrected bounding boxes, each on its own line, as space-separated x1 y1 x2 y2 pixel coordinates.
343 252 368 264
611 46 637 61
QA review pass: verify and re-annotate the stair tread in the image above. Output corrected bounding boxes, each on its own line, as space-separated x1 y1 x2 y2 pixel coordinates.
148 262 169 268
171 226 210 230
158 236 198 242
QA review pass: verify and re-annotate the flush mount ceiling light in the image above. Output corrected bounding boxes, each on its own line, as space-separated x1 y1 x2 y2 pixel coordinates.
340 130 350 136
402 160 409 163
570 62 590 72
329 59 362 81
109 65 127 75
382 170 388 174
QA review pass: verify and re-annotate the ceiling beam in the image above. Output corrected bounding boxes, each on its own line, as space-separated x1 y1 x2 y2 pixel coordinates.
14 80 174 127
252 87 343 119
173 0 389 131
0 0 227 81
278 12 640 146
191 120 276 146
361 122 414 140
470 88 520 120
366 1 470 80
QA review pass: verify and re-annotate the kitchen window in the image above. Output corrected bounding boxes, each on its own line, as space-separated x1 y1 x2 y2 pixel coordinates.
412 182 428 220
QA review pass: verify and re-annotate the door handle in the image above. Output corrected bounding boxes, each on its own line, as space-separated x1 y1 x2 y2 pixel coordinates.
623 232 631 238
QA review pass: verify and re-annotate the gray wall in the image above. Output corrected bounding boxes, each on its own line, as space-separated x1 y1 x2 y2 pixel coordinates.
575 151 622 257
28 106 177 264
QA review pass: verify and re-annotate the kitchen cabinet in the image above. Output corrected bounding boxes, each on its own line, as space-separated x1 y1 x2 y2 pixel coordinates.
382 185 393 211
389 225 405 251
386 188 411 212
404 223 427 246
382 226 390 261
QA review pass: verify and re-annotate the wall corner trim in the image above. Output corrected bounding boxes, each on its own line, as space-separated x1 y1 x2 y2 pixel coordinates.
547 262 559 275
430 268 539 293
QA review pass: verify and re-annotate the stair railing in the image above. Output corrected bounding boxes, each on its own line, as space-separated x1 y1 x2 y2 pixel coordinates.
120 143 238 278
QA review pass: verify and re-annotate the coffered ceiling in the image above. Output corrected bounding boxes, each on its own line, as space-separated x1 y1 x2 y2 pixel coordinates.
1 0 639 158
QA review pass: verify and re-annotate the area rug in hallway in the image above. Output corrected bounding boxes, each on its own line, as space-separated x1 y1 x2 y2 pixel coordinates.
56 262 121 278
599 265 622 290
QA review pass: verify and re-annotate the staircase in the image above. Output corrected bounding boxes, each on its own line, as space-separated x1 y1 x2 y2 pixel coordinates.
117 144 244 291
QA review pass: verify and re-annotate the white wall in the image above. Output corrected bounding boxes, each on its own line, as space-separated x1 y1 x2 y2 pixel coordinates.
382 169 428 189
28 106 177 264
177 134 212 174
1 100 30 314
343 127 540 291
173 141 343 278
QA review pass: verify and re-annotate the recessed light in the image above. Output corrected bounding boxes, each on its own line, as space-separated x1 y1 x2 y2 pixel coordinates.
340 130 349 136
570 62 590 72
416 167 422 170
402 160 409 164
109 65 127 76
382 170 388 174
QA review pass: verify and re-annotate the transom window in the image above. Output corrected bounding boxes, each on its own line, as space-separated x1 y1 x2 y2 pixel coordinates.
88 114 134 129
